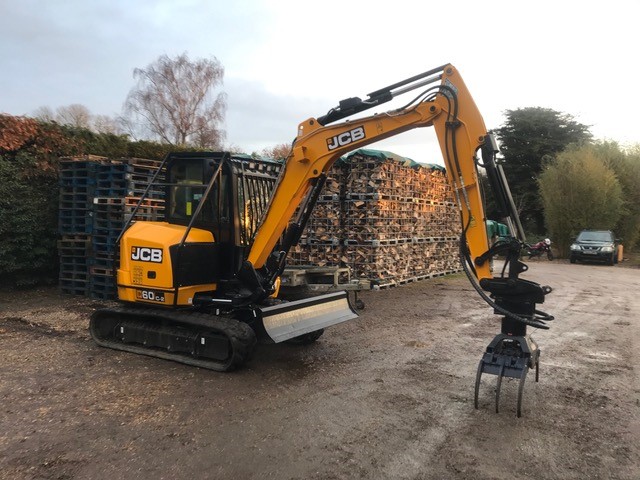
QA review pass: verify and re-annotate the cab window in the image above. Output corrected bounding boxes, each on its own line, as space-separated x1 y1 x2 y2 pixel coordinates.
168 159 227 225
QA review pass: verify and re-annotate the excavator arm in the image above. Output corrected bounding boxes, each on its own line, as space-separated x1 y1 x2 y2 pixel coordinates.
244 64 553 416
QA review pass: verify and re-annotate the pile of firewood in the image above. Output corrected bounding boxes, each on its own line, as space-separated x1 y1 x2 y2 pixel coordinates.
288 149 462 287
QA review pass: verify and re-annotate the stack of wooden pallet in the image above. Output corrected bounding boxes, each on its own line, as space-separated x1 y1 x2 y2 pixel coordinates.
58 156 165 299
57 150 462 295
288 149 462 287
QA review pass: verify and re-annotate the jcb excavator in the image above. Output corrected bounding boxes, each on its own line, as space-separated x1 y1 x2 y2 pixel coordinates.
91 64 553 415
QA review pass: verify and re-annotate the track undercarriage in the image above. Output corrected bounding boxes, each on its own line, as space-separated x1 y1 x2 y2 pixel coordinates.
90 306 257 371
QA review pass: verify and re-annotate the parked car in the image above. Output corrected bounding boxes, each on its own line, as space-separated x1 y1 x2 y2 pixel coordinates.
569 230 619 265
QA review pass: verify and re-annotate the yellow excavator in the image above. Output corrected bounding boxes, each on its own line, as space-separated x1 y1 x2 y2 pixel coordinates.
91 64 553 415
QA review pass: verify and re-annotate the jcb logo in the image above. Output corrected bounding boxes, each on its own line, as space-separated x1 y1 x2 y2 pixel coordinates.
131 246 163 263
327 126 365 151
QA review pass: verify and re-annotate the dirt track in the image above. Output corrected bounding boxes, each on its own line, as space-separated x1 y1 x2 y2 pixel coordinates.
1 260 639 480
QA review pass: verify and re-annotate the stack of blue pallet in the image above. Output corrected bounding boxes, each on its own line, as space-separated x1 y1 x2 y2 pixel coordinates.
58 158 103 295
58 159 98 235
58 156 165 299
90 163 128 300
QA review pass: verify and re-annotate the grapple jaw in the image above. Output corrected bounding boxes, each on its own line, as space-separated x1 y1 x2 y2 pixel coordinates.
474 329 540 418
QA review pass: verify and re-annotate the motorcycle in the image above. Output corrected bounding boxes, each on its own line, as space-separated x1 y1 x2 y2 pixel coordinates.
524 238 554 260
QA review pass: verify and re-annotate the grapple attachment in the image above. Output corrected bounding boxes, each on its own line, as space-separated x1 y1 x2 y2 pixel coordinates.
473 277 552 417
474 331 540 418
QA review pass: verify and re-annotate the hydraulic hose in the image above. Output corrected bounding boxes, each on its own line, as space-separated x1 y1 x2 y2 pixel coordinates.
458 235 550 330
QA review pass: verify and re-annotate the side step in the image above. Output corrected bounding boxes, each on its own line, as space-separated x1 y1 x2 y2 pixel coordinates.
260 291 358 343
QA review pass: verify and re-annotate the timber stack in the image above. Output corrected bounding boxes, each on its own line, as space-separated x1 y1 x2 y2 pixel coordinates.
289 149 462 287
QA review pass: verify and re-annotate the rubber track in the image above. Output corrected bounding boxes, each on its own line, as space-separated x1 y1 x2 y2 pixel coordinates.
90 305 257 372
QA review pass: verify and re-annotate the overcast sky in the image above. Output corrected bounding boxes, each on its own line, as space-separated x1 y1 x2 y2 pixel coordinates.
2 0 639 164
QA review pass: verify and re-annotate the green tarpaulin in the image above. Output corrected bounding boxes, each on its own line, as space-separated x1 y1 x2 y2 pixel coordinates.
341 148 445 172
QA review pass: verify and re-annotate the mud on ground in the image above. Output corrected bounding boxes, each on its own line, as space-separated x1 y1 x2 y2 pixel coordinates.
1 261 639 480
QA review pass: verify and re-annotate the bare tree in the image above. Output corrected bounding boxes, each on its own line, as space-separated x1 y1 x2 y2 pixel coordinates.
33 106 56 123
93 114 120 135
260 143 292 160
225 143 246 154
124 52 227 147
56 104 92 128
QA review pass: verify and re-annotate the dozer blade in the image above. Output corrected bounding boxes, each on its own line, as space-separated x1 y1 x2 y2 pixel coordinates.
260 290 358 343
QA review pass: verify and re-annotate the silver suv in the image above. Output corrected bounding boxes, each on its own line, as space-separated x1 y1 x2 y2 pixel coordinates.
569 230 618 265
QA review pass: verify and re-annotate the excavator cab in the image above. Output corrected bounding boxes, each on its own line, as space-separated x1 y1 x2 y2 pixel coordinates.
113 152 281 306
164 153 235 287
162 152 276 284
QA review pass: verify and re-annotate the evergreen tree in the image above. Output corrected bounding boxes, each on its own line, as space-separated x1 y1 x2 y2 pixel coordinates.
495 107 592 234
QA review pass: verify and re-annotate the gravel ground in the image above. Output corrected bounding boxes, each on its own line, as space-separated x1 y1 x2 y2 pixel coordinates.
1 259 639 480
